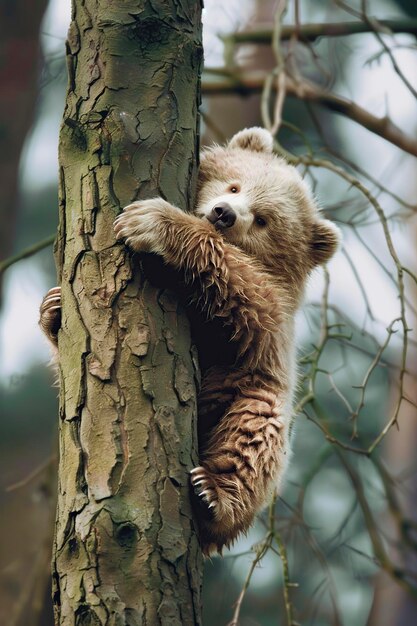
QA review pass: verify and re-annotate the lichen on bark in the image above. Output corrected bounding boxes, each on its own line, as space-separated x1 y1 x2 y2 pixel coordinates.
53 2 203 624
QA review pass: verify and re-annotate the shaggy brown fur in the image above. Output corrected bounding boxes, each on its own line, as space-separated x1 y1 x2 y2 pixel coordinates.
40 128 340 554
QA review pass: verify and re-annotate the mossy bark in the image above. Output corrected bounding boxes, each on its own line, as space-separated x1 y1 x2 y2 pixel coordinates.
53 2 203 624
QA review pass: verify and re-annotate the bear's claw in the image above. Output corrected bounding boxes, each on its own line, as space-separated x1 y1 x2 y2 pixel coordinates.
39 286 62 344
190 466 219 512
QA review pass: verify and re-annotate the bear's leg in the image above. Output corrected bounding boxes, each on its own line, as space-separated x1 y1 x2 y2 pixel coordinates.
114 199 280 348
191 377 289 553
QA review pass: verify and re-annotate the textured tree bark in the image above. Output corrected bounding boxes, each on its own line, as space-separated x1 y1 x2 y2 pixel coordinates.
53 2 203 624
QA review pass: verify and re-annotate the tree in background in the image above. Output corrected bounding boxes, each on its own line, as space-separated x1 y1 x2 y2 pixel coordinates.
0 0 48 295
1 1 417 625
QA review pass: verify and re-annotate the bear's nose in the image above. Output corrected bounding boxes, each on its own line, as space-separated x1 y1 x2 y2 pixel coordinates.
208 202 237 229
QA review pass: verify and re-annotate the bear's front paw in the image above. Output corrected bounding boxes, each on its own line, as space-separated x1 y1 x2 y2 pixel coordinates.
114 198 179 254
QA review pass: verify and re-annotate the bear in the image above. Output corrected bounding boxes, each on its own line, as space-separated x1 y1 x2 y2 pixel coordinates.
40 127 340 554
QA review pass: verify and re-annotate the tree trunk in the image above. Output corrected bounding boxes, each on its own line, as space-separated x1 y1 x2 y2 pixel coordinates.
53 2 203 624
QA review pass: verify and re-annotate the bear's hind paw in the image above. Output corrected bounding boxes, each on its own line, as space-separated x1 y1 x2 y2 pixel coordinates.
190 466 219 512
190 465 240 527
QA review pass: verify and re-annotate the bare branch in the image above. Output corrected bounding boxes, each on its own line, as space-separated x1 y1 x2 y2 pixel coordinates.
0 234 55 277
202 71 417 157
222 19 417 45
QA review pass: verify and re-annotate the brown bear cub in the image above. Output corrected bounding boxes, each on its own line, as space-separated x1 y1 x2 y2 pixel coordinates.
41 128 340 554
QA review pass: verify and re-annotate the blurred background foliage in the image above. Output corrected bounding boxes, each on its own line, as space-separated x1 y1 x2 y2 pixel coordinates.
1 0 417 625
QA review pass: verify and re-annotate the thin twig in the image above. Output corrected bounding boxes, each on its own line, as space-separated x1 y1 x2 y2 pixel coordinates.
0 234 55 277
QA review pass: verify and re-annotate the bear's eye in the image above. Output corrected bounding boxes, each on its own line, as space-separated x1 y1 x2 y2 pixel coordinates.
229 184 240 193
255 216 267 227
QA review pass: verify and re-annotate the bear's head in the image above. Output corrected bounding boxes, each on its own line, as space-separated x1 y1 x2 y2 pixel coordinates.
197 127 340 287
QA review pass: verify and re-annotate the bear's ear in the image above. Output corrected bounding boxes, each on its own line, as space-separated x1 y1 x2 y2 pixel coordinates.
310 219 341 266
228 127 274 153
